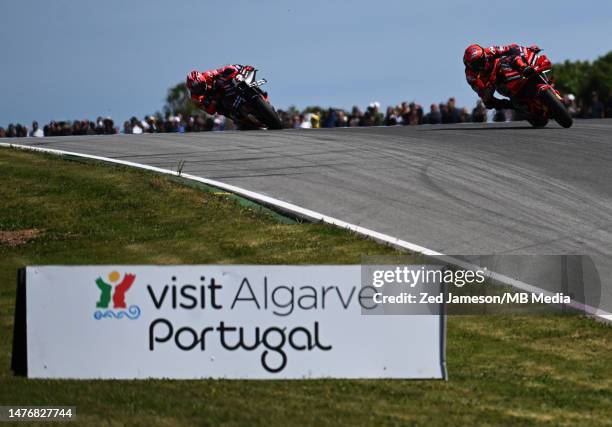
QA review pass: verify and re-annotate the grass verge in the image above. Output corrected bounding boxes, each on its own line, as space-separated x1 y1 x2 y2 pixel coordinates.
0 147 611 426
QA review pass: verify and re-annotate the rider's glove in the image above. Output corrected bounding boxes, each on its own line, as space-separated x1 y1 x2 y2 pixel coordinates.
522 66 536 78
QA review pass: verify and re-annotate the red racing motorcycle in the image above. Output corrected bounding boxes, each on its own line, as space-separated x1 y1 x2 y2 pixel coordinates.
217 67 282 130
491 48 573 128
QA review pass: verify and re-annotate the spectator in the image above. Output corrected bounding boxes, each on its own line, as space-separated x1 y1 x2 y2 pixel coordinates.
29 121 44 137
146 116 157 133
406 102 421 125
564 94 578 117
361 110 374 126
360 102 382 126
322 108 338 128
384 106 399 126
95 117 105 134
369 102 383 126
14 124 27 137
472 100 487 122
425 104 441 124
589 91 604 118
0 127 5 138
140 118 150 133
349 106 362 127
459 107 471 123
395 102 407 124
290 115 299 129
103 117 117 134
309 112 320 129
130 117 143 134
446 97 461 123
336 110 348 127
300 114 312 129
86 120 97 135
440 103 450 123
72 121 83 135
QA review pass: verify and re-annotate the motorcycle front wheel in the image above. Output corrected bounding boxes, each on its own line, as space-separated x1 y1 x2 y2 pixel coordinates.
527 115 549 128
251 96 282 130
541 89 573 128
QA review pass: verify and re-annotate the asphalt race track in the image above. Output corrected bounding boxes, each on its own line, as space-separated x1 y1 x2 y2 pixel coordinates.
7 119 612 314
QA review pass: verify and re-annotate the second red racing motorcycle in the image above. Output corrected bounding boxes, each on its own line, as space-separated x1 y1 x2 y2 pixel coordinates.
491 48 573 128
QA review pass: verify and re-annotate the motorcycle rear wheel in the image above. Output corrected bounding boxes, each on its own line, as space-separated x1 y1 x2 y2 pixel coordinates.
252 96 282 130
541 88 573 128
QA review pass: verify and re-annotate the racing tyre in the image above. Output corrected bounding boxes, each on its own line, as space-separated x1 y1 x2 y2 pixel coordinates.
541 88 573 128
527 115 549 128
252 96 282 130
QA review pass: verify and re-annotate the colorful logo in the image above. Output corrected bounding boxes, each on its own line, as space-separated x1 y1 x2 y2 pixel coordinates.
93 271 141 320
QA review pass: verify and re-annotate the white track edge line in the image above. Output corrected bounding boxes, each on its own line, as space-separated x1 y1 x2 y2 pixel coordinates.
3 142 610 323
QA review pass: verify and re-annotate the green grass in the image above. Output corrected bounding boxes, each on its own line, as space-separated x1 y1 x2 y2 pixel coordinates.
1 147 611 426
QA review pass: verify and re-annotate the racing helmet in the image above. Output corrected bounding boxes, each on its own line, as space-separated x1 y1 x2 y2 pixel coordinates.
186 70 208 95
463 44 486 71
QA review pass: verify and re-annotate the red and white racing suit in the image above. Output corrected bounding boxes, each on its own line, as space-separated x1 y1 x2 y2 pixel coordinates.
190 64 254 115
465 44 537 109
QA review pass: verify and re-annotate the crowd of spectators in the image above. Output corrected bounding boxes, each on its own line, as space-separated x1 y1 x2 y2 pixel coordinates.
278 98 486 130
0 113 232 138
1 93 610 138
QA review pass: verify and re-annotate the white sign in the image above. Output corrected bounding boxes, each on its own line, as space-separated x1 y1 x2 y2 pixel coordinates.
25 266 446 379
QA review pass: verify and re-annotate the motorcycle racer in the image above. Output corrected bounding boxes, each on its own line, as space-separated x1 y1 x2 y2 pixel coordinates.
463 44 541 110
186 64 255 115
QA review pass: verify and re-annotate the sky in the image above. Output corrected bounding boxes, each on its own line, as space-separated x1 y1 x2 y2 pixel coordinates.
1 0 611 125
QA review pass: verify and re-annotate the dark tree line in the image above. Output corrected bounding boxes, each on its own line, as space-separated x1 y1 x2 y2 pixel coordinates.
552 50 612 117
